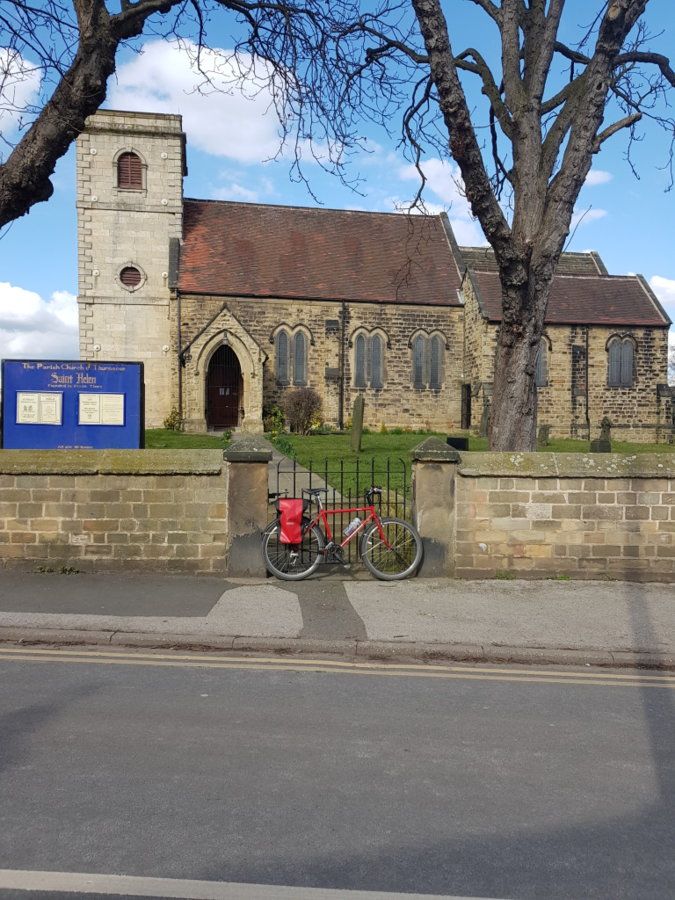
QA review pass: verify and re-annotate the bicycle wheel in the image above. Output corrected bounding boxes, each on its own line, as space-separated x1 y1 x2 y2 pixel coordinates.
360 517 423 580
262 521 324 581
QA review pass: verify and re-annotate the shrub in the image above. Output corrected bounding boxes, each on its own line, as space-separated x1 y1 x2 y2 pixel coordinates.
163 408 183 431
280 387 322 435
263 403 285 436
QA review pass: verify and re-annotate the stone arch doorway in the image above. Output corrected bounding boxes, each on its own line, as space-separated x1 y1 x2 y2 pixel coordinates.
206 345 242 429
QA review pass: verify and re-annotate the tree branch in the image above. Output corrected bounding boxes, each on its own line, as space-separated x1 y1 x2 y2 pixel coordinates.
593 111 642 149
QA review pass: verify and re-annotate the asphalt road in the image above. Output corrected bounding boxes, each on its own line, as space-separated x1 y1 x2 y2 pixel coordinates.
0 648 673 900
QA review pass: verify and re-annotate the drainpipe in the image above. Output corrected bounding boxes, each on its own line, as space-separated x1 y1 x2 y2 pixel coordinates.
338 301 347 430
177 292 183 422
585 326 591 440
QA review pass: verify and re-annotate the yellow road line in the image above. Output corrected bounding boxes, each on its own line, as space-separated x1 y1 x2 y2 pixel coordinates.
0 647 672 689
0 645 670 680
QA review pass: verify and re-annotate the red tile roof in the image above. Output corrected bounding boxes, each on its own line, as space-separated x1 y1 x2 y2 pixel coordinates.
470 271 671 327
178 199 462 305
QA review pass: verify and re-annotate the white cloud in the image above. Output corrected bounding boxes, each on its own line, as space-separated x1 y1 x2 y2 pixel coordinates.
0 283 78 359
570 207 608 229
650 275 675 314
109 40 283 163
584 169 613 187
0 48 42 141
395 158 488 245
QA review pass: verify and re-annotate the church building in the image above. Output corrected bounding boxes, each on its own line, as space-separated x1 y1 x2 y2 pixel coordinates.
76 110 673 441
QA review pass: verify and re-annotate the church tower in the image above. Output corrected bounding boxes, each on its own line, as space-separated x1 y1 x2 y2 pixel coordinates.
76 110 186 427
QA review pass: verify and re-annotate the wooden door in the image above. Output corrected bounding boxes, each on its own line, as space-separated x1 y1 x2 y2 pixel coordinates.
206 346 241 428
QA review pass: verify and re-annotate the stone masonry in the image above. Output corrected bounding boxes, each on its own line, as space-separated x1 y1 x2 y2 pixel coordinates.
76 111 184 427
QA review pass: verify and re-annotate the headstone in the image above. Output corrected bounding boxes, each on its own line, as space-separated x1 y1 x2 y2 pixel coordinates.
590 417 612 453
351 394 365 453
537 424 551 447
479 397 491 438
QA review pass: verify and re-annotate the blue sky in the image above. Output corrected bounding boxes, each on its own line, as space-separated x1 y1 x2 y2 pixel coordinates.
1 0 674 363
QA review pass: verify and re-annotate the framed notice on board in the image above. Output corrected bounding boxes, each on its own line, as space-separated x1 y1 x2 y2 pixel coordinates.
78 393 125 426
16 392 63 425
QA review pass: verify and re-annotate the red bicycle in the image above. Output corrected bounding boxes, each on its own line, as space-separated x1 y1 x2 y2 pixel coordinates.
262 486 423 581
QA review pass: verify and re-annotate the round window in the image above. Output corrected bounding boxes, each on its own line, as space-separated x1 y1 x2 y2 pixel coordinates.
120 266 142 289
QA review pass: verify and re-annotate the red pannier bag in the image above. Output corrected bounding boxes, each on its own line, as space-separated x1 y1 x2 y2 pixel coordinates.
277 498 305 544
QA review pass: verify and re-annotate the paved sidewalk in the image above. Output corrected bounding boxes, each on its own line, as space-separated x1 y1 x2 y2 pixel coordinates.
0 570 672 668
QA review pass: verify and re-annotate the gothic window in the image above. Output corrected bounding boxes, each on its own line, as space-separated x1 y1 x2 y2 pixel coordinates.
411 333 445 390
293 331 307 385
430 334 444 389
608 336 635 388
275 329 289 384
354 333 367 388
117 152 143 190
412 335 426 390
369 334 384 389
535 337 549 388
353 332 385 389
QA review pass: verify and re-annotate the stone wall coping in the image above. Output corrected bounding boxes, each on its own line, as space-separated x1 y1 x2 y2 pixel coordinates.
0 450 224 476
224 437 273 463
411 437 461 463
457 451 675 479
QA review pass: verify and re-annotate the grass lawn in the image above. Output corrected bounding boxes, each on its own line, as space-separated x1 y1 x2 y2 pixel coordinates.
144 429 231 449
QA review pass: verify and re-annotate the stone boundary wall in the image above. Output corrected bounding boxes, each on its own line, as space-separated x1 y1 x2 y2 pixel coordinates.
0 445 270 575
412 442 674 583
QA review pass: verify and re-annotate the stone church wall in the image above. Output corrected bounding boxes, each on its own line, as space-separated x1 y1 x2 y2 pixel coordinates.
461 276 671 443
177 295 465 431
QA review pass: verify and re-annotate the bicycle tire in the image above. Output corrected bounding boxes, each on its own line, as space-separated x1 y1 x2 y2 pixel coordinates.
360 517 422 581
262 520 324 581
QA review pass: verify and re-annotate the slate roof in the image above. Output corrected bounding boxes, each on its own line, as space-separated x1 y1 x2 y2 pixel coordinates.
459 245 608 276
178 199 463 305
470 271 671 327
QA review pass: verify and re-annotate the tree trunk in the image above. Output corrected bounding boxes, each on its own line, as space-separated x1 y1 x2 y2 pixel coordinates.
489 277 550 451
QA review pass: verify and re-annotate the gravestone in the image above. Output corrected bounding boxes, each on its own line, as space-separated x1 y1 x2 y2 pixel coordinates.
537 424 551 448
590 417 612 453
351 394 365 453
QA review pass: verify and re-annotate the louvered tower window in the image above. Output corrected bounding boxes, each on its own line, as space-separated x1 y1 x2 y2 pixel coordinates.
117 152 143 190
120 266 142 288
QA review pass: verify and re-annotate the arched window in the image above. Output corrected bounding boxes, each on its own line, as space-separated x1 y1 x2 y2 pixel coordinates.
412 334 426 390
275 329 289 384
117 152 143 190
620 339 635 387
369 334 384 389
608 336 635 387
293 331 306 385
430 334 444 389
535 337 549 388
354 334 367 388
411 333 445 390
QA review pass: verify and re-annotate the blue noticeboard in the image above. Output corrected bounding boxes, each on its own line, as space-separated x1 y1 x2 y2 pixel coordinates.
1 360 144 449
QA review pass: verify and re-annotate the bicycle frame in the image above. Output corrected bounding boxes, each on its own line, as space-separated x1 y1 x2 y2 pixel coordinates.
307 502 390 550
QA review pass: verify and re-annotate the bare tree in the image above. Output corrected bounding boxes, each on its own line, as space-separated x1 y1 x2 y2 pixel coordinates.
334 0 674 449
0 0 360 229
